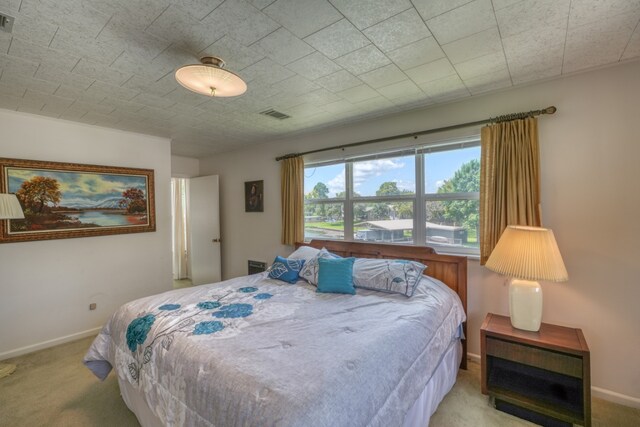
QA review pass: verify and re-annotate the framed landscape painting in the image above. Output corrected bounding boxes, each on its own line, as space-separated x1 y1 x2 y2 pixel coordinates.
0 157 155 243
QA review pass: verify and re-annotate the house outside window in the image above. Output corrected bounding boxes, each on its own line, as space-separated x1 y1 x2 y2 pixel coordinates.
304 138 480 256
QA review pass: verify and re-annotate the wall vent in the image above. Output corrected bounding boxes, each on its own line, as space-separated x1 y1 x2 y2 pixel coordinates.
260 108 291 120
0 13 14 33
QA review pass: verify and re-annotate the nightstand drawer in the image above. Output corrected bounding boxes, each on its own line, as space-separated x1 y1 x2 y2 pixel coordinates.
486 337 582 378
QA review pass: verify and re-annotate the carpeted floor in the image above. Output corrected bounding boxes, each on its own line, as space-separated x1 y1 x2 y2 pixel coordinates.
0 336 638 426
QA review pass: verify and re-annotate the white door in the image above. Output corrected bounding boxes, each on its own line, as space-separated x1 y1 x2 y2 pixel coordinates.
189 175 221 285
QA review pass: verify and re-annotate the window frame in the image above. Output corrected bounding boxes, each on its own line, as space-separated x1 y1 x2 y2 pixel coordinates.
303 138 481 257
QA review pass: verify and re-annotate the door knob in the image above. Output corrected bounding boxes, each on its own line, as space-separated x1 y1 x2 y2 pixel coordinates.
212 238 221 243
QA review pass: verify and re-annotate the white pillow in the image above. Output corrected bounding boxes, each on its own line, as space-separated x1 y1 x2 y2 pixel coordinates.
353 258 426 297
298 248 341 285
288 245 321 261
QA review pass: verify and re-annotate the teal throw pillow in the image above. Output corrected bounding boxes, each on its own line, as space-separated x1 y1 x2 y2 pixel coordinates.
316 257 356 295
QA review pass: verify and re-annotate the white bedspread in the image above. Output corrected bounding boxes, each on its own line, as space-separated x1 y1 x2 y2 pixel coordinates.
84 273 465 427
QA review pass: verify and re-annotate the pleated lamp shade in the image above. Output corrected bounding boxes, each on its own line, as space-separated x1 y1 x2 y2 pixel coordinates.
485 225 568 282
0 194 25 219
175 57 247 97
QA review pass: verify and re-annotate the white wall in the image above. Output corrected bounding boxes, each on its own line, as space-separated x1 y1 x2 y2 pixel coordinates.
200 60 640 404
0 110 172 358
171 155 200 178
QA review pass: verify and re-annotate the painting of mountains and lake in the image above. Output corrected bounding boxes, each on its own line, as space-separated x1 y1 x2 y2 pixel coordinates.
1 157 155 243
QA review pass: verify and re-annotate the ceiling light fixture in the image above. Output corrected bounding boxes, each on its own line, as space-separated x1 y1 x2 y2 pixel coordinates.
175 56 247 97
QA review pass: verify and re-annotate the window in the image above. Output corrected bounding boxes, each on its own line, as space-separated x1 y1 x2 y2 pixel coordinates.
304 139 480 256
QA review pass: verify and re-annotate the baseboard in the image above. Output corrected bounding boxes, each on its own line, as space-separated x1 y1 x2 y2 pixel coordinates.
465 353 640 408
0 327 101 361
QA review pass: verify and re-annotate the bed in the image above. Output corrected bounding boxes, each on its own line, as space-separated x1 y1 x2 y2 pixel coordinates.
84 239 467 427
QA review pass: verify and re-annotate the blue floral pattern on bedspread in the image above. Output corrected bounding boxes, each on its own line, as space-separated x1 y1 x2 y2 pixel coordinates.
124 286 273 382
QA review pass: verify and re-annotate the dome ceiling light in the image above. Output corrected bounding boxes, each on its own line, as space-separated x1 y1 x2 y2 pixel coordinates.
175 56 247 97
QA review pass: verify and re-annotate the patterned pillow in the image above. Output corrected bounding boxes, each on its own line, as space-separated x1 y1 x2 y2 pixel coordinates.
288 245 321 261
352 258 426 297
298 248 341 286
268 256 305 284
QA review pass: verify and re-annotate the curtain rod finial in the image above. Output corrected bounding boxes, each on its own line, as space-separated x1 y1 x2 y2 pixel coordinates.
544 106 557 114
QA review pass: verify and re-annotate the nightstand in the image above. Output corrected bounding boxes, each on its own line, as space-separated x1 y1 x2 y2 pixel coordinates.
481 313 591 427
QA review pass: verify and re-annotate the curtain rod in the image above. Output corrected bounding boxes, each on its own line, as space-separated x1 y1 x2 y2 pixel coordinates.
275 106 556 161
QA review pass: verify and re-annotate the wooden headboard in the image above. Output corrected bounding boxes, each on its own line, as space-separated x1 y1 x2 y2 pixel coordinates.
297 239 468 369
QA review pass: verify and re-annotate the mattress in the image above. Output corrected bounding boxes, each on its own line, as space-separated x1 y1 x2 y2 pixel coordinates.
85 273 465 426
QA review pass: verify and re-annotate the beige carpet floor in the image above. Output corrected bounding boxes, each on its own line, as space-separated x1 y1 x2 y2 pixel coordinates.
1 336 638 426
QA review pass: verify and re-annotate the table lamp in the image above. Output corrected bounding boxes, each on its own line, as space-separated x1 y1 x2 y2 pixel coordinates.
0 193 24 379
485 225 568 332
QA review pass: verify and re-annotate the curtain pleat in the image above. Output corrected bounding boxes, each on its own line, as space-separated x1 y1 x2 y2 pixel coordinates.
480 117 541 264
281 157 304 246
171 178 190 279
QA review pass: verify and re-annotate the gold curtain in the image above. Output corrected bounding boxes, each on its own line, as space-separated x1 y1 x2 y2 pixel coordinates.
281 156 304 245
480 117 541 264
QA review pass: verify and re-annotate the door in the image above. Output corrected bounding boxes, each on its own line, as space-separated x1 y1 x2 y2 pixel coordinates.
189 175 221 285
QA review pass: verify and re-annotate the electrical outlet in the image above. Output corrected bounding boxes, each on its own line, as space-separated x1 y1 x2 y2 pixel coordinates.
89 303 97 310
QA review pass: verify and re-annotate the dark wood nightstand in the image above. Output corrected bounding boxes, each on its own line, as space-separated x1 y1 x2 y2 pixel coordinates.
481 313 591 427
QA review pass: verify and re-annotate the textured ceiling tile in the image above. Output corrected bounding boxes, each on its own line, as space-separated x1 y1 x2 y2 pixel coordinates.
0 33 10 55
202 0 279 46
0 52 39 76
386 37 445 70
442 27 503 64
563 11 639 72
329 0 412 30
377 79 424 100
84 0 171 28
335 45 391 75
502 20 567 62
463 67 512 94
250 28 314 65
405 58 457 85
321 99 358 114
304 88 343 106
250 0 277 10
97 20 171 61
337 84 379 103
507 43 564 74
427 0 497 44
491 0 524 10
60 104 90 121
8 11 58 46
201 35 264 71
285 102 326 119
100 97 145 114
163 88 209 107
0 80 26 97
54 85 106 103
35 65 95 89
0 74 60 94
303 19 370 60
85 81 140 101
263 0 341 38
496 0 571 38
622 25 640 60
363 9 432 53
271 74 320 95
241 58 296 85
132 93 177 109
173 0 225 20
413 0 474 21
50 28 124 66
122 74 177 97
20 0 110 38
569 0 640 27
9 38 80 71
416 74 469 99
0 0 21 12
81 111 123 127
511 66 562 85
72 59 131 86
147 5 223 53
358 63 407 89
0 93 21 110
287 52 342 80
454 50 508 80
315 70 363 93
353 96 397 114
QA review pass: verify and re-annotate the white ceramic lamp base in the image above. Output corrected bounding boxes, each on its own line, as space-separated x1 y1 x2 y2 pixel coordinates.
509 278 543 332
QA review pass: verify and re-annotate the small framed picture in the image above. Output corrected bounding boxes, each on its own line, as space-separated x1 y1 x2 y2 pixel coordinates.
244 180 263 212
